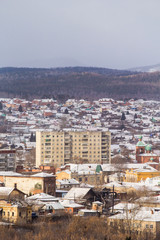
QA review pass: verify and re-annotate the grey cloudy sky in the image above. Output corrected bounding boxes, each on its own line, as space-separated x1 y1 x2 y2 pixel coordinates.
0 0 160 69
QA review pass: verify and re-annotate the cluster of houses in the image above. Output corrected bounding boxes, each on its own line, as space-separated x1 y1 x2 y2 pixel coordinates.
0 97 160 164
0 97 160 238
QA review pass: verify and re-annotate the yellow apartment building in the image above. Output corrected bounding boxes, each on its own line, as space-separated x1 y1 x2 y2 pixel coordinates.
125 169 160 182
36 130 111 167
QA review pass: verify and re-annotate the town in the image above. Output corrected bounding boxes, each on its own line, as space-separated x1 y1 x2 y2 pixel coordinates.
0 97 159 239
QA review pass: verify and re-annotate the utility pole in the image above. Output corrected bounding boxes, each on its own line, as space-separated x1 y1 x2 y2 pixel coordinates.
112 185 114 214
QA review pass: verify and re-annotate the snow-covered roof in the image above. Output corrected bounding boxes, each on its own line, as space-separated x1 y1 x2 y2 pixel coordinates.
56 179 79 185
109 209 160 222
0 171 22 177
113 202 139 211
44 202 64 210
0 187 14 196
32 172 55 178
64 187 92 200
103 181 122 188
60 199 84 208
27 193 57 201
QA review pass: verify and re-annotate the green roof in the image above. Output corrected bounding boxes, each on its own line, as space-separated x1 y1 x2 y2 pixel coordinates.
96 165 102 173
136 141 146 147
145 144 152 151
152 117 157 122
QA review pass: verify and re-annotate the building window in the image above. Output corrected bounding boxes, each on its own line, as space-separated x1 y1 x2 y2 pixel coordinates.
19 212 21 217
3 211 5 216
146 224 149 228
150 225 153 229
12 212 14 216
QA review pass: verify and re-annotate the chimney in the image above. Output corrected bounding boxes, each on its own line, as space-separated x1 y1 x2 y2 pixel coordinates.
14 183 17 189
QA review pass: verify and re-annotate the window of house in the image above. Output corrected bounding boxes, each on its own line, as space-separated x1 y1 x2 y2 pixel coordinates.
12 212 14 216
146 224 149 228
3 211 5 216
19 212 21 217
150 225 153 229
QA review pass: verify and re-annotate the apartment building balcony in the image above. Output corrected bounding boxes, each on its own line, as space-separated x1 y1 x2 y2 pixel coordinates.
82 139 88 142
102 138 108 141
64 135 70 138
65 143 71 146
64 154 71 159
102 151 107 154
64 146 71 150
101 157 107 160
82 143 88 146
64 138 71 142
64 151 70 154
102 142 108 145
82 151 88 154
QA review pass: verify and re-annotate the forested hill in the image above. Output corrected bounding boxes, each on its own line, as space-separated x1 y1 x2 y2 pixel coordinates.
0 67 160 101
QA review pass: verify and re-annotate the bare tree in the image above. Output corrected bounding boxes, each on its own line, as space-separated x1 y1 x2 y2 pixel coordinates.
25 148 36 168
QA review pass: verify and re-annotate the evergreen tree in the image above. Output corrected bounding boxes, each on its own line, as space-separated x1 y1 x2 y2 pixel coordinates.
30 133 36 142
134 113 138 119
0 102 3 110
30 133 34 142
64 108 69 114
8 107 12 113
121 112 126 121
18 105 23 112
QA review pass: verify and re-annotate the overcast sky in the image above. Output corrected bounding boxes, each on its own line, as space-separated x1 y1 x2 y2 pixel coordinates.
0 0 160 69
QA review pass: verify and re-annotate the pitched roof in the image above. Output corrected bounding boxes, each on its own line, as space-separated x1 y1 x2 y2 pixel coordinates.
27 193 56 201
64 187 92 200
0 187 14 196
0 171 22 177
44 202 64 210
109 209 160 222
136 141 146 147
32 172 55 178
60 199 84 208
